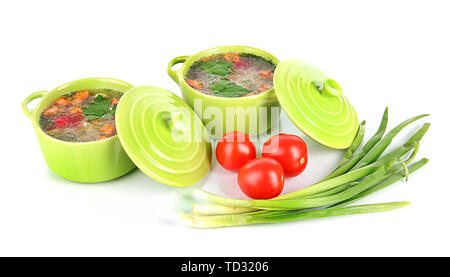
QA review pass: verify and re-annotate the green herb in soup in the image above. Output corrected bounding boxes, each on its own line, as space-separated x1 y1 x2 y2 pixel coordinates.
82 94 117 120
39 89 121 142
185 53 276 97
199 59 234 76
209 80 251 97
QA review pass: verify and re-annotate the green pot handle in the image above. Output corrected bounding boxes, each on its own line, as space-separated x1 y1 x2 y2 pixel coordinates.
167 55 190 84
22 90 47 120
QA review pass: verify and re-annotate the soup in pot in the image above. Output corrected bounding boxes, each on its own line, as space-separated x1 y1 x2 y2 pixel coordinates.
185 53 276 97
39 89 122 142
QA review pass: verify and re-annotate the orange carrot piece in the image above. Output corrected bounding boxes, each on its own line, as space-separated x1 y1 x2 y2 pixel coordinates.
202 56 215 62
223 53 240 63
100 123 115 135
69 106 82 115
111 97 119 105
96 135 107 141
43 105 59 116
68 97 83 105
187 79 203 89
73 90 90 100
55 97 69 106
259 70 274 79
258 83 272 92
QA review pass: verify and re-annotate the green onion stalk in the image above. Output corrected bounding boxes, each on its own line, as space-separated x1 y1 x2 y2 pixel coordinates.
326 109 428 179
180 202 410 228
327 108 388 178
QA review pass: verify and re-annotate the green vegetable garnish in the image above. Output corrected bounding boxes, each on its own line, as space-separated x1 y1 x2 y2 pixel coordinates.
82 95 116 120
199 60 234 76
209 80 251 97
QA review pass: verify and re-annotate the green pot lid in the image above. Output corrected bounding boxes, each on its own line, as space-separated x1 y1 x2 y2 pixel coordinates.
273 59 359 149
115 86 212 187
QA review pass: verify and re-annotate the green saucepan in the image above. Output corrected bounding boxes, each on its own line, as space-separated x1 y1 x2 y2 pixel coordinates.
21 77 136 183
167 45 281 137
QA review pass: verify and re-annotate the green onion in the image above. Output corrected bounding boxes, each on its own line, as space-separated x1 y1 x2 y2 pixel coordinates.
341 121 366 163
180 202 410 228
302 182 358 199
352 114 429 170
331 158 428 208
277 163 381 199
192 204 256 216
384 141 420 177
326 107 389 179
370 123 429 167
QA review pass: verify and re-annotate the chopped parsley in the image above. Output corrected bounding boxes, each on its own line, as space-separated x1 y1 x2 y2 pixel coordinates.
209 80 251 97
199 60 234 76
82 95 116 120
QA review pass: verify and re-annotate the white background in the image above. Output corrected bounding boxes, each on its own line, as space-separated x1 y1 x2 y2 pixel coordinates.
0 0 448 257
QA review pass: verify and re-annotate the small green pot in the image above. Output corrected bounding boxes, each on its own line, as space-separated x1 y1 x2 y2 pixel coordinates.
167 45 281 137
21 77 136 183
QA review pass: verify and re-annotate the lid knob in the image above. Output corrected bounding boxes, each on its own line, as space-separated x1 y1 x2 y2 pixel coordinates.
168 111 189 133
320 78 342 98
273 59 359 149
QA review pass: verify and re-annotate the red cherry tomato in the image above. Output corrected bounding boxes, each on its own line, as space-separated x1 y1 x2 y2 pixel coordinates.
262 134 308 177
216 131 256 171
238 157 284 199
